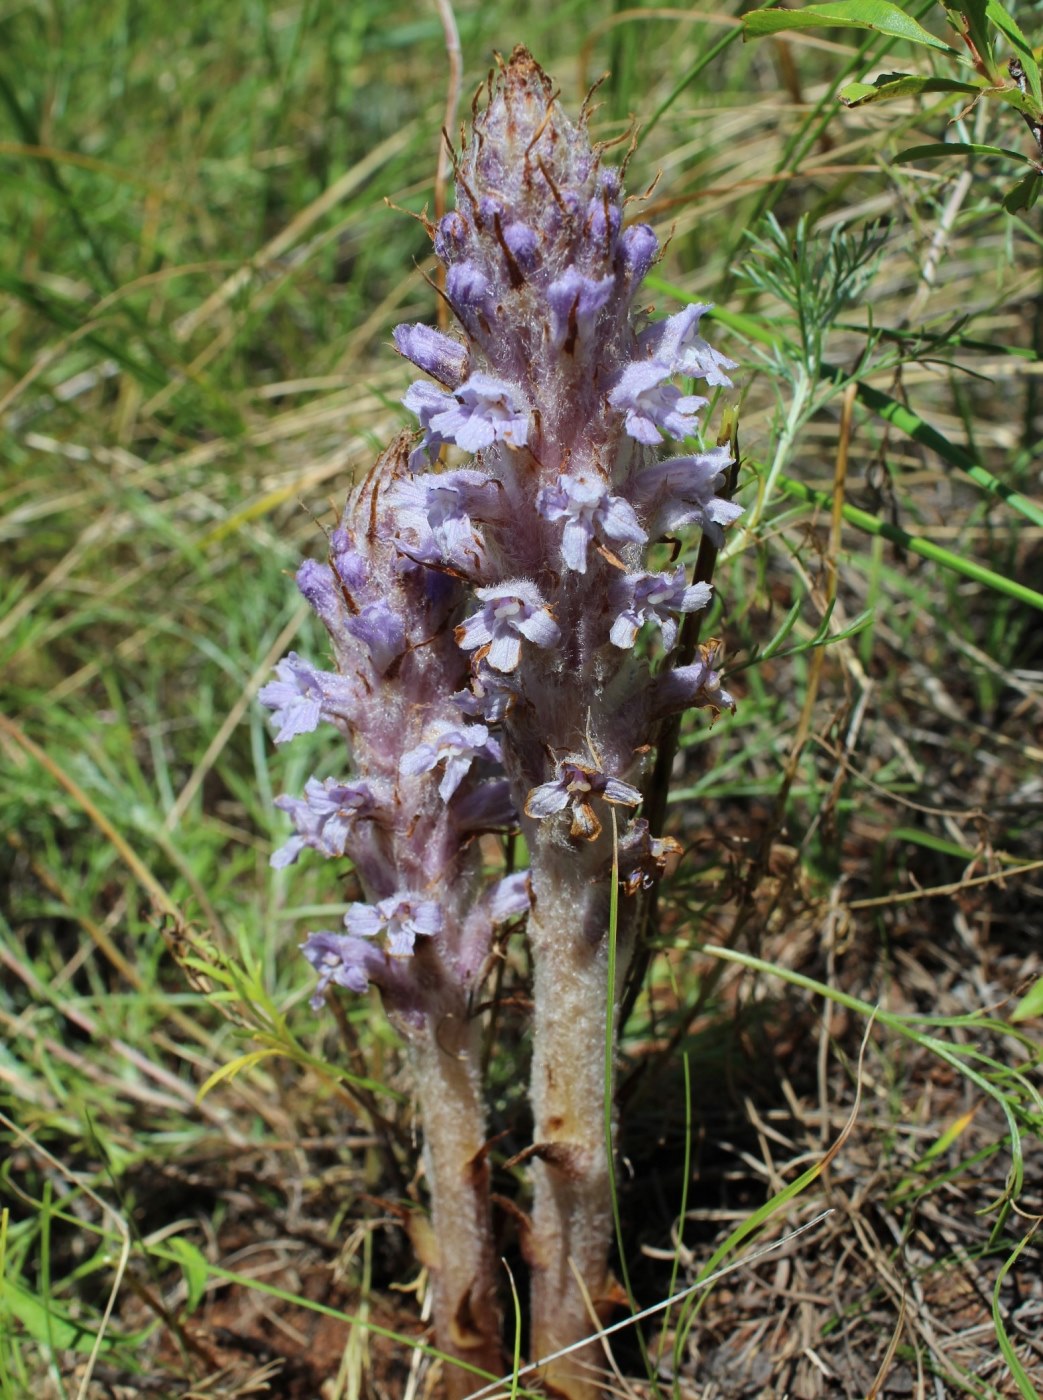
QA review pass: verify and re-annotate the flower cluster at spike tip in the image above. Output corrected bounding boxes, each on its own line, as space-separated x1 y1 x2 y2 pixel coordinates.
259 47 743 1396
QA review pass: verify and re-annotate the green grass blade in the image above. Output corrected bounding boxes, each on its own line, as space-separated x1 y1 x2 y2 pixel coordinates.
776 474 1043 612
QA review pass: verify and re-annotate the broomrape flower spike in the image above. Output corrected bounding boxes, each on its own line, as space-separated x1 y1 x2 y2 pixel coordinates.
262 46 741 1400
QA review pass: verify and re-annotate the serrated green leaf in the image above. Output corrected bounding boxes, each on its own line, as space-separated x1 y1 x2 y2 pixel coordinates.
841 73 982 105
168 1237 210 1314
1003 170 1043 213
742 2 954 53
894 141 1032 162
1011 977 1043 1023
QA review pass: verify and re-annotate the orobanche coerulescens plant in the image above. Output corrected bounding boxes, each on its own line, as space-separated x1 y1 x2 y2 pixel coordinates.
261 47 740 1400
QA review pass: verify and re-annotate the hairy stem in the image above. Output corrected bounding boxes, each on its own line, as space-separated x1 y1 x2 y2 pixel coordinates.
409 1006 504 1399
526 867 634 1400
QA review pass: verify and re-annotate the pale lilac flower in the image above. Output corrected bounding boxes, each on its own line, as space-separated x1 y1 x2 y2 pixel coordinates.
641 303 737 387
436 373 531 453
434 209 469 261
546 270 615 349
405 373 530 458
586 194 621 247
609 361 707 445
259 653 356 743
652 643 735 719
301 931 375 1006
344 893 444 957
454 778 519 832
501 220 540 273
400 721 503 801
445 261 496 339
455 581 560 673
453 668 517 724
609 567 713 650
271 776 383 868
619 223 659 283
525 758 642 842
295 559 345 634
328 528 369 594
636 448 742 545
344 602 405 675
403 379 454 468
391 468 504 560
536 471 647 573
489 871 531 922
393 322 468 387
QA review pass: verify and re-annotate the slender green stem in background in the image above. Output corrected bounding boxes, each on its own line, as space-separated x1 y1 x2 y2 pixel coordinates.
852 378 1043 530
747 365 812 531
640 27 742 140
776 474 1043 612
991 1226 1043 1400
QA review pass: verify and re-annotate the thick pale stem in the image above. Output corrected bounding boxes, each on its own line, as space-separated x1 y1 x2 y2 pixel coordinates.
526 872 633 1400
409 1007 504 1399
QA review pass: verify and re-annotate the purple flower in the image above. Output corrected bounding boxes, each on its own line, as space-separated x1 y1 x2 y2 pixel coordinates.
301 931 376 1007
405 373 530 459
454 778 519 832
259 653 356 744
344 893 444 957
441 373 531 453
393 322 469 388
344 602 405 676
546 270 615 350
640 304 737 387
651 642 735 720
586 195 621 248
489 871 531 922
329 528 369 595
271 776 384 868
445 261 495 339
400 720 502 801
434 210 469 261
403 379 454 469
619 223 659 283
525 758 642 842
453 669 517 724
455 581 560 673
635 448 742 546
391 468 504 561
501 220 540 272
536 471 647 573
609 361 707 445
609 567 713 650
295 559 344 633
